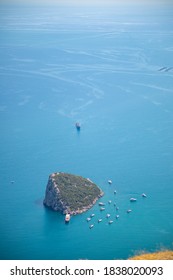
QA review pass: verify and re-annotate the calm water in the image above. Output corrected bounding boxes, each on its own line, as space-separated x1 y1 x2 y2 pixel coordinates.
0 3 173 260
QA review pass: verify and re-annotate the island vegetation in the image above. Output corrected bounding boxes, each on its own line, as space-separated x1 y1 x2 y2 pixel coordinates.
129 250 173 260
43 172 103 215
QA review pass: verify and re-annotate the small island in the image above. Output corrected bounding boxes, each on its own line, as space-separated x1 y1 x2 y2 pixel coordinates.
43 172 103 215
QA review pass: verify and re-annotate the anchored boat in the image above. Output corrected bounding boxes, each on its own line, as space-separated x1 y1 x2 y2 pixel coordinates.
130 198 137 202
75 122 81 130
98 202 105 206
65 214 70 222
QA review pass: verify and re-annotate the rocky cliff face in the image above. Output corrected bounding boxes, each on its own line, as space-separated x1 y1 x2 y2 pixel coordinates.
43 172 103 215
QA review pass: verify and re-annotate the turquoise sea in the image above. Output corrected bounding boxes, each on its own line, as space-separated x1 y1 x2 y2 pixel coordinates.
0 3 173 260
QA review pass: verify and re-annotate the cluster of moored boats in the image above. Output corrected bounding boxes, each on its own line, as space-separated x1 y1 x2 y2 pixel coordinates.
65 179 147 227
86 179 147 229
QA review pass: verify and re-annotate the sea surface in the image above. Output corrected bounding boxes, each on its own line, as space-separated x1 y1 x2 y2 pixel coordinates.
0 3 173 260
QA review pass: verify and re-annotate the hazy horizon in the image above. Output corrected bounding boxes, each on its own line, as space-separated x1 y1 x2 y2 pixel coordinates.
1 0 172 6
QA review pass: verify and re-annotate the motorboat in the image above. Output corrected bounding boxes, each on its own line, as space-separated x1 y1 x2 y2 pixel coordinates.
127 209 132 213
100 207 105 211
109 220 113 224
106 214 110 218
65 214 70 222
75 122 81 130
89 224 94 229
130 198 137 202
98 219 102 223
142 193 147 198
90 214 95 217
98 202 105 206
116 215 119 219
108 180 112 184
86 217 91 222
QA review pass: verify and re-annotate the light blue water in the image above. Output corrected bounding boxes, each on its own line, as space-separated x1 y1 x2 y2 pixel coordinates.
0 3 173 260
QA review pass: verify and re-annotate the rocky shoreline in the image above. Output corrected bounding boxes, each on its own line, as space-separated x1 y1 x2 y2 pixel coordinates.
43 172 104 215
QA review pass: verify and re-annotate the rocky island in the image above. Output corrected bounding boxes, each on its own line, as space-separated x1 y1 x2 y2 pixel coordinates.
43 172 103 215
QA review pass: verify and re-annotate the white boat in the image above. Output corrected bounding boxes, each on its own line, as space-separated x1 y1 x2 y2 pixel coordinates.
89 224 94 229
109 220 113 224
116 215 119 219
100 207 105 211
90 214 95 217
108 200 111 204
65 214 70 222
86 217 91 222
130 198 137 202
127 209 132 213
108 180 112 184
114 190 117 194
98 219 102 223
116 206 119 211
142 193 147 198
98 202 105 206
106 214 110 218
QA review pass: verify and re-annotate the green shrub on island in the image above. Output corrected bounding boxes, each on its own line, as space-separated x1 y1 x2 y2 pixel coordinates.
44 172 103 214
